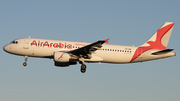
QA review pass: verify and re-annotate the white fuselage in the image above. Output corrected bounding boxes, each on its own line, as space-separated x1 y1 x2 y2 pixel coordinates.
3 38 176 63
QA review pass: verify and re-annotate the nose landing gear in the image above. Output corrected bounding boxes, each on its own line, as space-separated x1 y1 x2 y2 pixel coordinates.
23 56 28 66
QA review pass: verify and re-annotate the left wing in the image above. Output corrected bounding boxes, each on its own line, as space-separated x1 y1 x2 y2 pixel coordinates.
68 38 109 59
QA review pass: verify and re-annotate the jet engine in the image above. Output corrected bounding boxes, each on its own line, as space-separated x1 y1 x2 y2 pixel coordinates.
54 52 70 62
53 52 76 67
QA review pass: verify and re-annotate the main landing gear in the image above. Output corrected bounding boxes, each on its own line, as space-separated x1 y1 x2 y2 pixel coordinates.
79 58 87 73
23 56 28 66
81 64 87 73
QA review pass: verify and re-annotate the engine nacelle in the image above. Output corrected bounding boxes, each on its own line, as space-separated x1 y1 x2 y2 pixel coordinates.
54 52 77 67
54 52 70 62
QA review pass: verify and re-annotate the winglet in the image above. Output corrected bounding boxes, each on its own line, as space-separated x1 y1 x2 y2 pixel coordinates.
104 38 110 43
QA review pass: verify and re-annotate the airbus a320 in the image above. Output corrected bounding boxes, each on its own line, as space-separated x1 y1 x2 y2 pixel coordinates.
3 22 176 73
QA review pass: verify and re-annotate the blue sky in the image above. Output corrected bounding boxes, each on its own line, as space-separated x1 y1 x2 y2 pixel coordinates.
0 0 180 101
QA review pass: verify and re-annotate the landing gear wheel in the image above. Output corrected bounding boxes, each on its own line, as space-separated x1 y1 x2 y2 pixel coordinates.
81 64 87 73
23 56 28 67
81 64 86 70
81 69 86 73
23 62 27 66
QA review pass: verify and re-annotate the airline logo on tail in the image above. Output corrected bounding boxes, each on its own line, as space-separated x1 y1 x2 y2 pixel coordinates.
130 22 175 62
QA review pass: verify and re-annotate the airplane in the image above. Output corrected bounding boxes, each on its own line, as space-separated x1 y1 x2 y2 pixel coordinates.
3 22 176 73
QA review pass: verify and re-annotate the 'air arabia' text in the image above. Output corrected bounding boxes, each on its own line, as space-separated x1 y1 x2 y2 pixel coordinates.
31 40 72 49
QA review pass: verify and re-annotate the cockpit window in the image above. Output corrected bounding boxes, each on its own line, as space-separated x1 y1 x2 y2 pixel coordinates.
11 41 18 44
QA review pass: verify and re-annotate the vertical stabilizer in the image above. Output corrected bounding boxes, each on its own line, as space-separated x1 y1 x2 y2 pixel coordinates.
141 22 174 50
130 22 175 62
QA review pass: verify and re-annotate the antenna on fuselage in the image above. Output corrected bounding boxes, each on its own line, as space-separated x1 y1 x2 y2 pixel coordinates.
28 36 31 38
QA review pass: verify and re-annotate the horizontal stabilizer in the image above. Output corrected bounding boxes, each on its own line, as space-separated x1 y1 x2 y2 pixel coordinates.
151 49 174 55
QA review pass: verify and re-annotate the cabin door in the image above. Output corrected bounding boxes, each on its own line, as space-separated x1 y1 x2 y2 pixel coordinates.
23 39 29 49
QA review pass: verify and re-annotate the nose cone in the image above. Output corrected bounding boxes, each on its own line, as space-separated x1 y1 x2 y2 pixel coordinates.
3 45 10 53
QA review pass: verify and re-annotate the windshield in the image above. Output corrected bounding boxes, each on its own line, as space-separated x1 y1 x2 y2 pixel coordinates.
11 40 18 44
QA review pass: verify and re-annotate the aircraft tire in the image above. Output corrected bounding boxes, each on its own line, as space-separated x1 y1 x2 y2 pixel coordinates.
81 64 86 73
23 62 27 66
81 64 86 70
81 69 86 73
